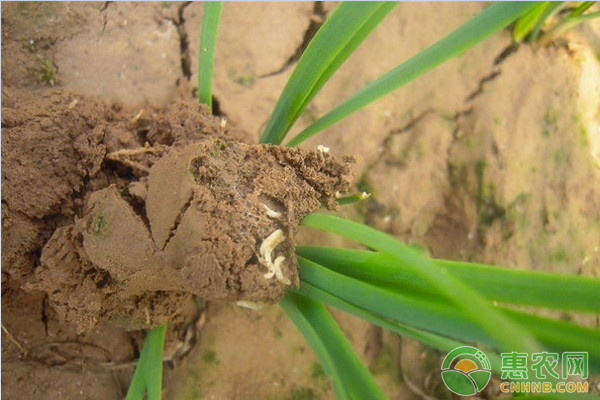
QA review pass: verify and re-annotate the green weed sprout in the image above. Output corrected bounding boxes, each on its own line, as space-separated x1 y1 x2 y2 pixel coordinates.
126 2 600 400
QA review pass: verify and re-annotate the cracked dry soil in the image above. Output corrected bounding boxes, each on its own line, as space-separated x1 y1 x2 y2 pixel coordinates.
4 90 353 334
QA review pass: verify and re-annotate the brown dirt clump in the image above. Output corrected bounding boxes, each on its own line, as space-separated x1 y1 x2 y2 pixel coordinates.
2 90 107 285
3 89 353 334
1 88 228 288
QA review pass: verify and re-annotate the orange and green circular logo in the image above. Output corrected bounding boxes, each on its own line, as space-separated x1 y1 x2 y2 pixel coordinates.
441 346 492 396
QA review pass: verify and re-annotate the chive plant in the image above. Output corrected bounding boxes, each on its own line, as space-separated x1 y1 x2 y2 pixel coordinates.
127 3 600 399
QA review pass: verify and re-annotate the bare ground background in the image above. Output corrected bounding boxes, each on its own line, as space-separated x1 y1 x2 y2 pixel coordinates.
2 2 599 399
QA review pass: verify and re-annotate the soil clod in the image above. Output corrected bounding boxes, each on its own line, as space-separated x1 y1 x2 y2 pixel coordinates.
7 91 354 333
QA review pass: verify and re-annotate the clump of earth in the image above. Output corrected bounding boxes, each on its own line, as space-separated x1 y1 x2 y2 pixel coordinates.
3 89 354 334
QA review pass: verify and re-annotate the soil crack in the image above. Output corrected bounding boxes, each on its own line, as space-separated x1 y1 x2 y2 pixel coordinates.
161 191 194 250
41 294 49 337
365 109 433 173
465 70 501 102
493 43 520 66
465 43 525 103
259 2 326 78
448 107 473 139
100 2 110 34
169 1 193 81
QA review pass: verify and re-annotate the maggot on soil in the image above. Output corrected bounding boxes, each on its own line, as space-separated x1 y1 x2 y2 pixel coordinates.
3 89 354 335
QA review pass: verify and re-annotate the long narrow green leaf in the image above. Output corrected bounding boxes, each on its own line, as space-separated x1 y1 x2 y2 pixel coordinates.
293 280 465 354
280 293 387 400
287 2 539 147
297 246 600 313
297 258 600 373
260 2 397 145
126 324 168 400
125 355 147 400
295 281 506 378
569 1 596 18
501 308 600 373
301 213 540 353
198 2 223 111
280 294 349 399
298 257 504 347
